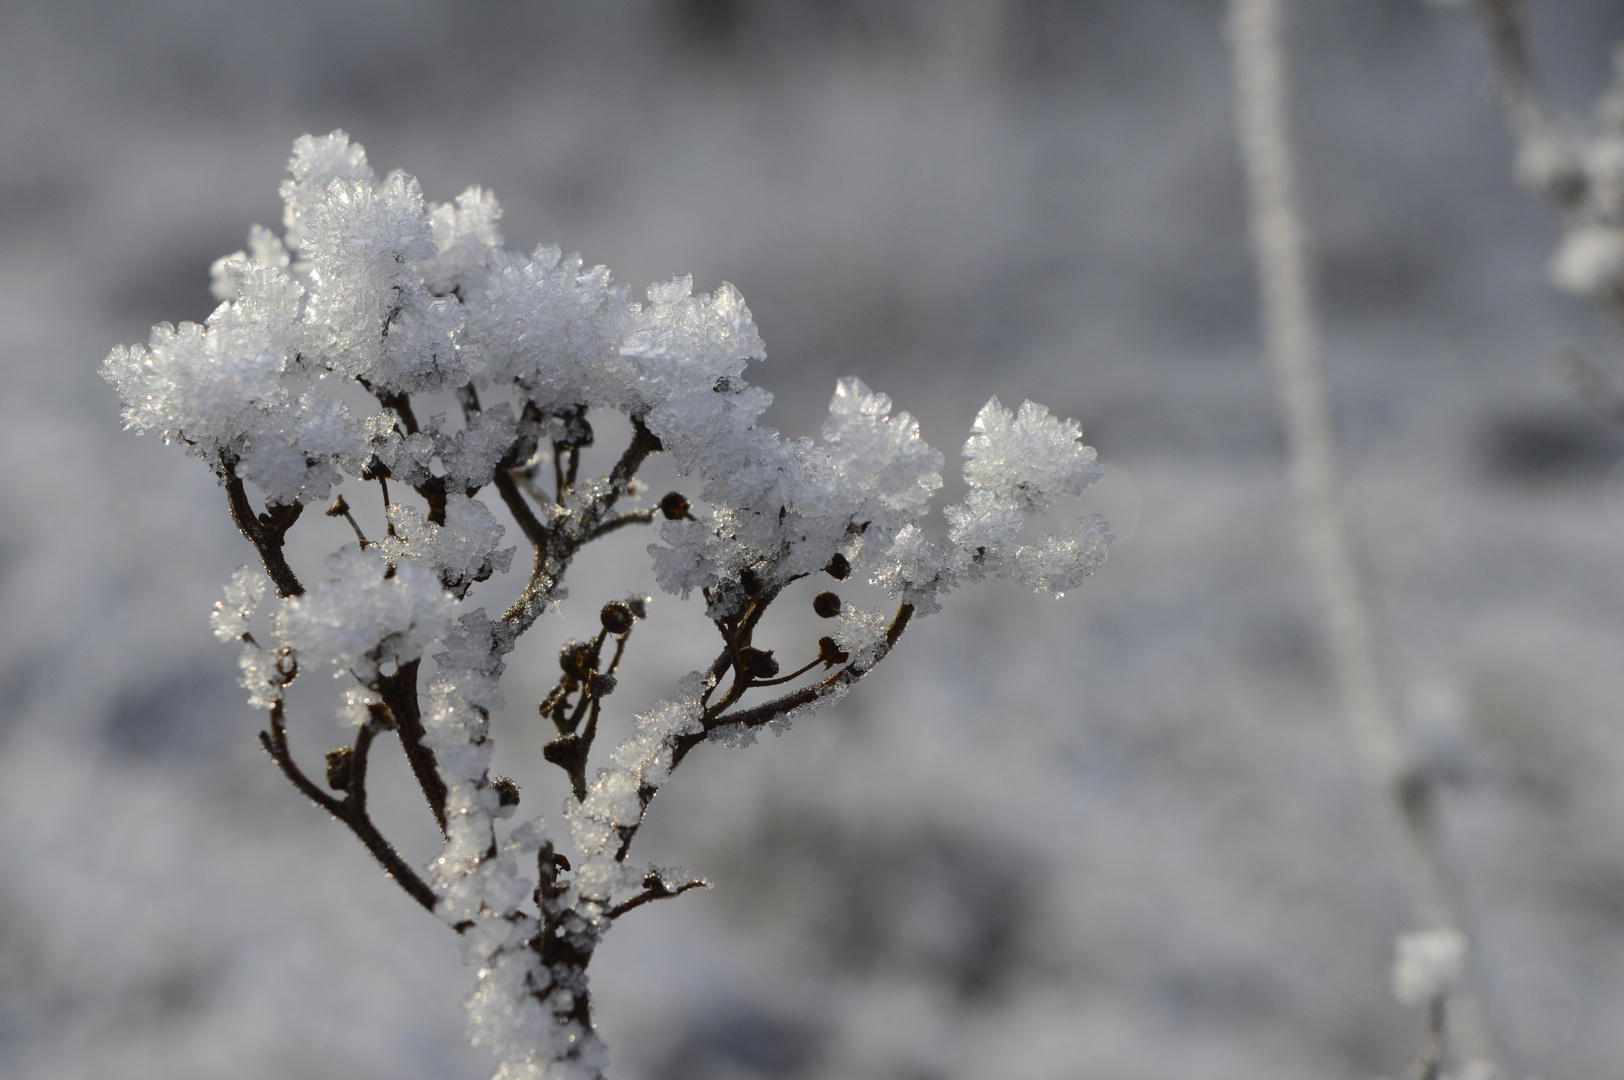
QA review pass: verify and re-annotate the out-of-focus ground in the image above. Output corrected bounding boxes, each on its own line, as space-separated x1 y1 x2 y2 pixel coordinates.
4 2 1624 1077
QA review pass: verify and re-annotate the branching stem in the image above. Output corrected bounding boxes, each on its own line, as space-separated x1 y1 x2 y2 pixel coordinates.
378 659 448 836
221 456 305 598
258 700 438 912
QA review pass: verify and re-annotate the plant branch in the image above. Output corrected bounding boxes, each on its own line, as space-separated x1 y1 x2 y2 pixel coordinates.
362 379 420 436
258 700 438 913
493 469 553 550
583 508 657 542
746 654 825 688
378 659 448 836
602 415 662 513
1475 0 1544 143
221 455 305 598
608 875 709 920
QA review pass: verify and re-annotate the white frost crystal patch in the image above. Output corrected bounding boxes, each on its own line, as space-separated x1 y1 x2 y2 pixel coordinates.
1391 928 1467 1006
103 131 1112 1080
380 493 514 597
1008 515 1114 596
274 547 457 679
963 396 1101 512
211 565 266 641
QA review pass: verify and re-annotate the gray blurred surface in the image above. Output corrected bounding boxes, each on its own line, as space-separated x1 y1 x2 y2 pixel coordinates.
5 1 1624 1077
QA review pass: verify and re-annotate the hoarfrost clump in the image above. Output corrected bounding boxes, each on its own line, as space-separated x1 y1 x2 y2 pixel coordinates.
1451 17 1624 302
1389 929 1478 1080
1392 928 1467 1007
102 131 1110 1080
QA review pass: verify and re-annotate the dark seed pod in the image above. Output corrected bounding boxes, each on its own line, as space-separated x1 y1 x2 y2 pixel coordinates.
559 639 594 680
600 601 635 635
813 591 842 618
325 493 350 518
818 636 850 668
490 776 521 809
825 553 851 580
738 647 780 680
324 746 354 791
659 492 690 520
588 671 618 698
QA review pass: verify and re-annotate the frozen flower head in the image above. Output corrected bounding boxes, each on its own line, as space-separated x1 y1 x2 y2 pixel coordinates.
103 130 1112 1080
1392 928 1467 1007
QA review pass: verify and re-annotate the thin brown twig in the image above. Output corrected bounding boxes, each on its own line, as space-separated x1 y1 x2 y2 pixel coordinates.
221 455 305 598
378 659 448 836
258 701 439 912
607 878 709 920
582 508 657 542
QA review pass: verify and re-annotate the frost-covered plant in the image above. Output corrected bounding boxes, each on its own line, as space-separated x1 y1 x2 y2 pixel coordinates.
1503 41 1624 302
1427 0 1624 300
102 132 1110 1079
1442 0 1624 416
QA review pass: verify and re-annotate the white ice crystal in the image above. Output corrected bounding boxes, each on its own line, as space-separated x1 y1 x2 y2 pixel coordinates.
1391 928 1467 1006
273 547 457 679
104 131 1111 1080
210 565 266 641
380 493 515 597
964 396 1101 512
1549 223 1624 296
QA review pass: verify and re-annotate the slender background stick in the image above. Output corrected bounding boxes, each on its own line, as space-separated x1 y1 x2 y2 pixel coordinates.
1225 0 1502 1070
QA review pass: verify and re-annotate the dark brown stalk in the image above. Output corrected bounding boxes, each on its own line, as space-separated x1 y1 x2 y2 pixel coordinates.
364 381 421 436
582 508 657 542
221 456 305 598
378 659 448 836
676 602 913 769
258 700 438 912
608 876 708 920
601 415 662 513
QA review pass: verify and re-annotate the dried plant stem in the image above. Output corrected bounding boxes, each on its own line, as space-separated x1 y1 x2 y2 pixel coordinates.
1226 0 1501 1069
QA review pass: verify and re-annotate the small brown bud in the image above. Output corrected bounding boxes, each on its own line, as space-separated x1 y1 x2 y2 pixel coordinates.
738 646 780 680
812 591 841 618
490 776 521 808
587 671 618 698
325 494 351 518
818 636 850 668
659 492 690 520
559 639 594 680
324 746 354 791
600 601 635 635
825 553 851 580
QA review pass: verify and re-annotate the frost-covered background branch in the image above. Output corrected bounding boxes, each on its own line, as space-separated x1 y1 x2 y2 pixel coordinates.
7 4 1624 1080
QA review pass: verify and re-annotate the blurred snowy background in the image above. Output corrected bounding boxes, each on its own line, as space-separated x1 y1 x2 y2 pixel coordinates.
5 1 1624 1077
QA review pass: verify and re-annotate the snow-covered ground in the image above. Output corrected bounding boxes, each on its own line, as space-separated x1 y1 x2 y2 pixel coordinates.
4 2 1624 1077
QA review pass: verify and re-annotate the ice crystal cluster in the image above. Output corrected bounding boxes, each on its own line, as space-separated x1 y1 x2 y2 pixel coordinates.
1390 928 1467 1008
103 132 1109 1079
